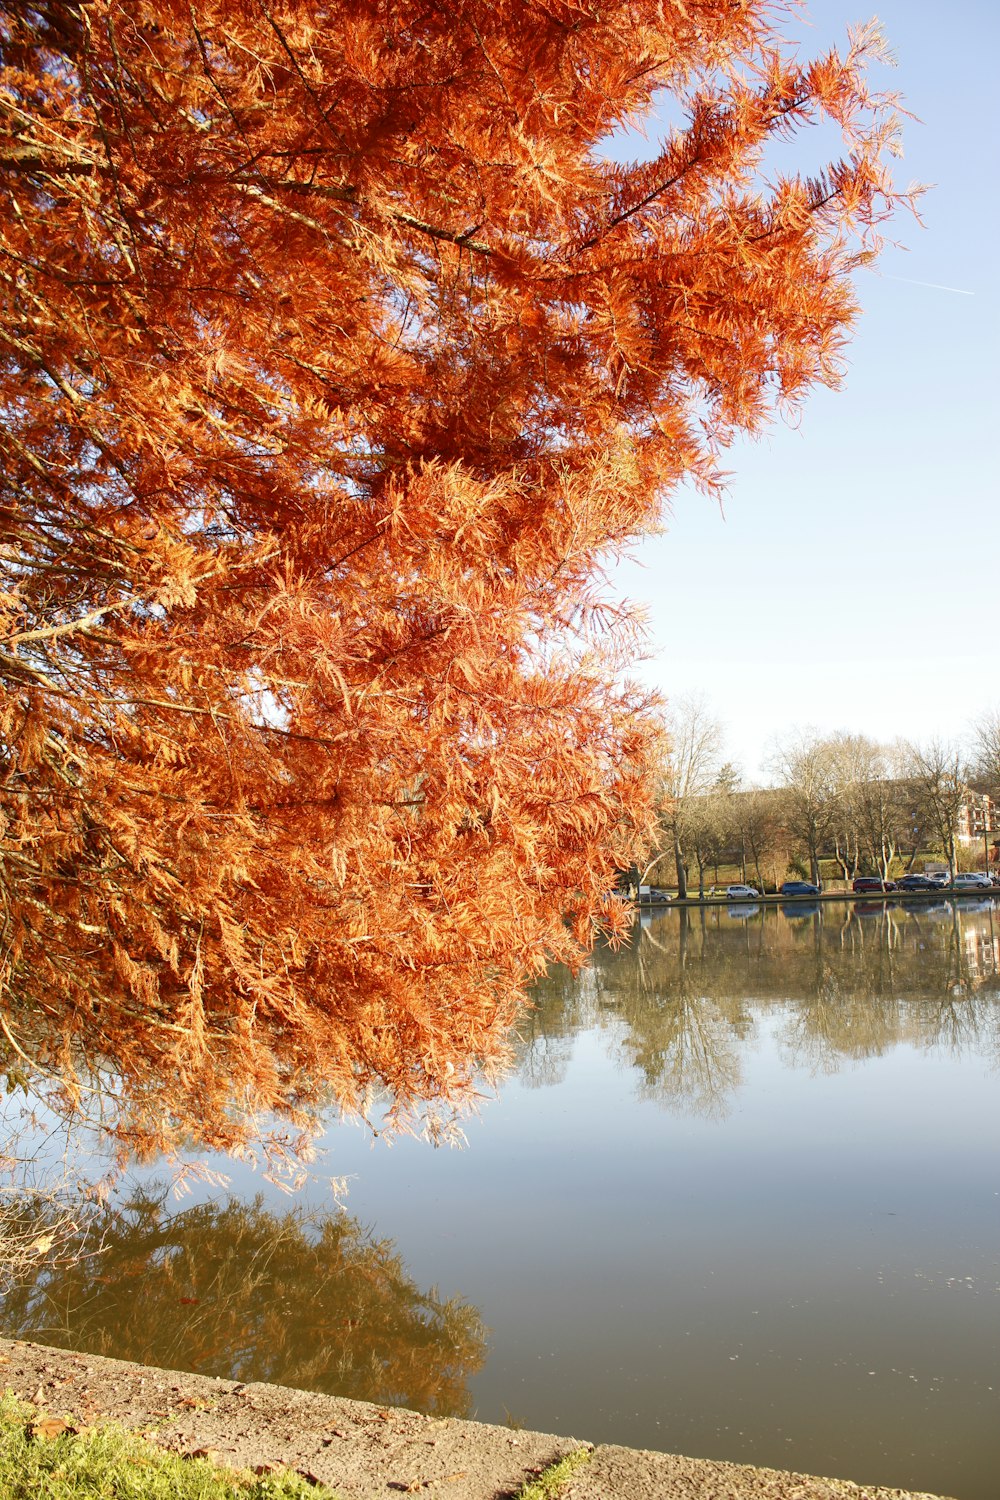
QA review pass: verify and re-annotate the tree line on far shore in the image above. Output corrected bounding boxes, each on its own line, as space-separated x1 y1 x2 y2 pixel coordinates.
643 701 1000 899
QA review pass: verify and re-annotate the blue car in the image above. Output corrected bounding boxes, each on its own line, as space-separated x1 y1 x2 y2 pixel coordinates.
779 880 820 896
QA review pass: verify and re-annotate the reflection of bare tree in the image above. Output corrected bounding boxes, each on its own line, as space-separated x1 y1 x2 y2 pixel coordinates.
512 963 593 1088
913 990 992 1054
588 911 746 1117
0 1188 486 1417
619 988 742 1117
780 965 904 1070
522 902 1000 1106
781 905 905 1069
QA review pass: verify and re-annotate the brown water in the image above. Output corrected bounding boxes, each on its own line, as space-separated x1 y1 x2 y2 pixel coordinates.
4 898 998 1498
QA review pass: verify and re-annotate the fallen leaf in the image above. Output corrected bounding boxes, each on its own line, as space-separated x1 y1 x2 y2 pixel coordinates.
28 1417 73 1441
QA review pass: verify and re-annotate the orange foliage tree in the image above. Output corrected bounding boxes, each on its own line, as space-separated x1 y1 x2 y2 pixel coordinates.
0 1 907 1170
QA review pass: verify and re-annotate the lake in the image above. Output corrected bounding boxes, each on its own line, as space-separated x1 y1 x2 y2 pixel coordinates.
3 897 998 1499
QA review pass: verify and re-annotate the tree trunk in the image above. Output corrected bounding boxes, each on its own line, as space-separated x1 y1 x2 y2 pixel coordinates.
808 839 820 887
832 838 850 883
673 835 688 901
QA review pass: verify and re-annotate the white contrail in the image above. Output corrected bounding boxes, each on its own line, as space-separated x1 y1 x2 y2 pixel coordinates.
882 274 974 296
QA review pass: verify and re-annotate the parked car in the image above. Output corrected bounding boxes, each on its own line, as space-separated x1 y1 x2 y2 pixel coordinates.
852 876 896 893
779 880 820 896
726 883 759 899
953 872 993 889
895 874 937 891
925 872 950 888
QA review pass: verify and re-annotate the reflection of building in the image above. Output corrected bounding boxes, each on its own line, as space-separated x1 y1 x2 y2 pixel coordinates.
963 920 1000 980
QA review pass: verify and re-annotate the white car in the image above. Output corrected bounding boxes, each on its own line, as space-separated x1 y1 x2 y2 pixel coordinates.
953 872 993 889
726 883 759 899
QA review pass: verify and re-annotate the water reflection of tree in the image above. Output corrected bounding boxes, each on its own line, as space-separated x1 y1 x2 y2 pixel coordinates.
517 903 1000 1108
0 1189 486 1417
512 961 590 1089
780 906 906 1069
589 910 747 1117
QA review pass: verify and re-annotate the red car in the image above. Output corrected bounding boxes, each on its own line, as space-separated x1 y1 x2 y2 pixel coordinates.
852 876 896 893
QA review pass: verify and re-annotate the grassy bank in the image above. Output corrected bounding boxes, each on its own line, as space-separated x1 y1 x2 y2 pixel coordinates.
0 1394 338 1500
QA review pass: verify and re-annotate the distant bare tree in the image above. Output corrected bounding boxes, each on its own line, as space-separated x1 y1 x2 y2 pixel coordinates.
768 731 842 886
825 734 866 883
824 733 909 883
904 739 968 880
653 699 724 900
850 738 910 881
685 785 732 897
733 784 783 893
971 710 1000 796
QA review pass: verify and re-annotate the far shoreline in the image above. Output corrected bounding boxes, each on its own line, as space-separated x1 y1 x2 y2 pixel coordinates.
633 887 996 908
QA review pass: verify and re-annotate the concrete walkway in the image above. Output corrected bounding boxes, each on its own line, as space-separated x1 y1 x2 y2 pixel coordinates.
0 1338 953 1500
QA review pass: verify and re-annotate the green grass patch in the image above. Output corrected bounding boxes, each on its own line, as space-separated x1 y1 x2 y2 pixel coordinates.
0 1392 341 1500
515 1445 592 1499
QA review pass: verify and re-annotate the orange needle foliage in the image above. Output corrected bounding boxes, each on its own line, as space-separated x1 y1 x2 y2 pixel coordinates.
0 1 907 1167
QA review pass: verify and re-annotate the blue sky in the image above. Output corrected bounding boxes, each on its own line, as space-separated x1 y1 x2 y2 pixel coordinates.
611 0 998 782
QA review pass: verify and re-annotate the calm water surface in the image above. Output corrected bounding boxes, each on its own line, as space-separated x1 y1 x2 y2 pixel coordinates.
5 899 999 1498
